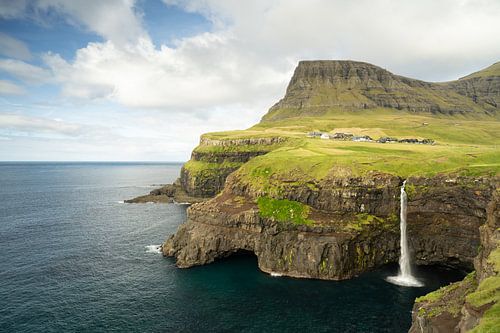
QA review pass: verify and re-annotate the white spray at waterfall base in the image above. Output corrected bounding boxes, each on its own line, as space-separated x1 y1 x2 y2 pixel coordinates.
386 180 424 287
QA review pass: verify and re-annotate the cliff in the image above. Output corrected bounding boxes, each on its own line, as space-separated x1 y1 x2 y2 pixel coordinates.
164 172 497 279
409 189 499 332
150 59 500 331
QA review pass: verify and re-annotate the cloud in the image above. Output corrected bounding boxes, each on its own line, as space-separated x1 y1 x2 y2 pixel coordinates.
0 80 26 95
164 0 500 80
0 107 263 161
0 0 147 46
0 0 27 18
0 59 52 84
43 36 290 109
0 114 84 136
0 33 32 60
34 0 148 45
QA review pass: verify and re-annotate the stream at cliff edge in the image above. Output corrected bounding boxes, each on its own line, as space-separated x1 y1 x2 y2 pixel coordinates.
0 162 465 332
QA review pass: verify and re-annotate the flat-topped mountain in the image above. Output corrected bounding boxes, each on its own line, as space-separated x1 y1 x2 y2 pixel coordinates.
263 60 499 121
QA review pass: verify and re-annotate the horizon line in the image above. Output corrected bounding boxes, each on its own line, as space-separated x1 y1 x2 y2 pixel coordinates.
0 160 186 163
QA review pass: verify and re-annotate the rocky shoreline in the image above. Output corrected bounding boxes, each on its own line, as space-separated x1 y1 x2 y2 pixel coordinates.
125 181 207 204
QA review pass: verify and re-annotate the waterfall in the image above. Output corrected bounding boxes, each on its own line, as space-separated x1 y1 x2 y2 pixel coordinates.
386 180 423 287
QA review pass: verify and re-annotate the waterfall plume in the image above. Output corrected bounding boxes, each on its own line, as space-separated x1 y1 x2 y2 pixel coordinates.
386 180 423 287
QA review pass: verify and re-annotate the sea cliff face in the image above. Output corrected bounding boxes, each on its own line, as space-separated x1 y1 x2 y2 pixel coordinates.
179 137 285 198
164 173 497 281
409 189 499 333
163 172 401 280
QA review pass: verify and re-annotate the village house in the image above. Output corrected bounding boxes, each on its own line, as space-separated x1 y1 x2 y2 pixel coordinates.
352 135 373 142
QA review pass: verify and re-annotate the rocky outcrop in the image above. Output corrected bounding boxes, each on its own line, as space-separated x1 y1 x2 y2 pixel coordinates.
163 189 400 280
127 136 285 202
178 137 285 198
409 186 499 333
164 173 497 281
179 164 238 198
445 76 499 112
125 182 207 204
262 60 498 121
445 62 500 112
407 176 493 271
199 137 285 147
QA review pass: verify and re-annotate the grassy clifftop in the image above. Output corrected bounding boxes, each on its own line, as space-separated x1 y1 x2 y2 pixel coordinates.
185 61 499 197
201 108 499 182
461 62 500 79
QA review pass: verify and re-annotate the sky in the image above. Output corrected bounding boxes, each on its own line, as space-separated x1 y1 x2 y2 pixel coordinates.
0 0 499 161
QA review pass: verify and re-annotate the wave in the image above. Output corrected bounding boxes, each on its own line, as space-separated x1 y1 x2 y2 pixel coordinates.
145 245 162 254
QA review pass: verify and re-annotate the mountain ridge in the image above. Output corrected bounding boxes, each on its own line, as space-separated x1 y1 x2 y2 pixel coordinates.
263 60 499 121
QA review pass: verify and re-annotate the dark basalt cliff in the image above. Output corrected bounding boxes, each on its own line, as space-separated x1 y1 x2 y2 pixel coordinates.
409 190 499 333
164 174 497 280
179 137 285 198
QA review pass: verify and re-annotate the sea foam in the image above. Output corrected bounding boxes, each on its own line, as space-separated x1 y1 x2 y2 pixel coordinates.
145 245 162 254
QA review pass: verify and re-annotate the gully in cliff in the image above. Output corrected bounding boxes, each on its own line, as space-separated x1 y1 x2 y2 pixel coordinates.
386 180 423 287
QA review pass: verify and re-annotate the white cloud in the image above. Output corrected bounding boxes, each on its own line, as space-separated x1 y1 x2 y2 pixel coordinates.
0 114 84 136
0 80 26 95
0 59 52 84
0 33 32 60
0 106 263 161
164 0 500 80
0 0 146 45
43 36 289 110
35 0 147 45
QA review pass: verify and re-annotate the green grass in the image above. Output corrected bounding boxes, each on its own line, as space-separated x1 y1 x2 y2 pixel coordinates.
257 196 313 226
187 109 499 195
344 213 397 232
466 276 500 308
416 272 477 318
416 279 462 304
194 142 285 154
183 160 242 173
487 246 500 272
468 246 500 332
469 303 500 333
462 62 500 79
256 108 500 145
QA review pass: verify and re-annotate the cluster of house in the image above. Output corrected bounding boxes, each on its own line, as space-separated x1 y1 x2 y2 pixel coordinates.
306 132 435 145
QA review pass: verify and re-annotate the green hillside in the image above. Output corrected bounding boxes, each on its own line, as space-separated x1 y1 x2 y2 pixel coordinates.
192 61 500 185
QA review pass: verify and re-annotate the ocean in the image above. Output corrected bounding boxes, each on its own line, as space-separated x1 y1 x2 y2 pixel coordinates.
0 162 464 332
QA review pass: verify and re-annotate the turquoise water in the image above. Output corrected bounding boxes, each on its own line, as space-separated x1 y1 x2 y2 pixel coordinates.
0 163 465 332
